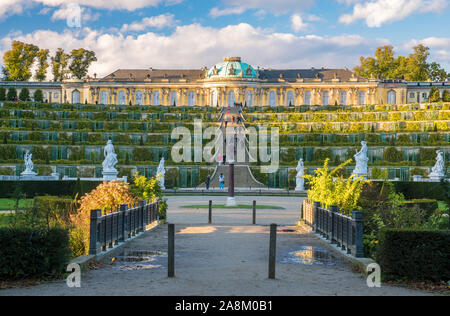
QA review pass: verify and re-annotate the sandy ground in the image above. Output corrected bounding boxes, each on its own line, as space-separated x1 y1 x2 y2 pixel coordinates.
0 196 436 296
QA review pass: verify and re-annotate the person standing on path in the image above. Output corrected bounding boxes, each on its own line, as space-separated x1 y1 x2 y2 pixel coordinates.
219 173 225 189
206 175 211 190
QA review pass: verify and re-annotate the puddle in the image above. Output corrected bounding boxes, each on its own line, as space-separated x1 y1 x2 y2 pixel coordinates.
111 250 166 270
281 246 343 266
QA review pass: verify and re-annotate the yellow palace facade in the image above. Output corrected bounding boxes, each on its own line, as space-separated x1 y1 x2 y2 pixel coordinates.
2 57 450 106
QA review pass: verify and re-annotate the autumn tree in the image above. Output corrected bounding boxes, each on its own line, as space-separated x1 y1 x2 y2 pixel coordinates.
429 87 441 103
51 48 69 82
443 90 450 102
404 44 430 81
428 62 448 82
3 41 39 81
69 48 97 80
35 49 49 82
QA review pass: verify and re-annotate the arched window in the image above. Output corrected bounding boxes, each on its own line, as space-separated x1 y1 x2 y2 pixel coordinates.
246 91 253 107
188 91 195 107
135 90 143 105
387 90 396 104
269 91 276 107
212 90 218 107
286 91 295 106
340 91 347 105
322 91 329 106
304 90 311 105
358 91 366 105
100 91 108 105
72 90 80 104
118 90 126 105
170 91 177 106
153 91 160 106
228 90 236 107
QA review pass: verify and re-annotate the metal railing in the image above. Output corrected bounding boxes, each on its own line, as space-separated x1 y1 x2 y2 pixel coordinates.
89 200 159 256
301 200 364 258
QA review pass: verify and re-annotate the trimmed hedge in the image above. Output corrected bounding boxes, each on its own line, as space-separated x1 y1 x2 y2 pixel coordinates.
0 181 102 198
377 229 450 282
0 228 71 279
394 181 450 202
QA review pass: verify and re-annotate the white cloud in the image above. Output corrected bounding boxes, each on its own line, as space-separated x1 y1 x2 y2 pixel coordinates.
339 0 448 27
402 37 450 65
0 23 391 79
51 4 100 24
291 14 309 32
0 0 183 19
120 14 176 32
210 7 246 18
214 0 315 16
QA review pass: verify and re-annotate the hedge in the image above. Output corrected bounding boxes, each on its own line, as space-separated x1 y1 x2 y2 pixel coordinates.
0 228 71 279
394 181 449 202
0 180 102 198
377 229 450 282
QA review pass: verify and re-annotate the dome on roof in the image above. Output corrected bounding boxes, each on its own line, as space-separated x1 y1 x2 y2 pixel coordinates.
207 57 258 79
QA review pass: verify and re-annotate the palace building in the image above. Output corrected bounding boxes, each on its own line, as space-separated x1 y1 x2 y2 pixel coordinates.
1 57 449 106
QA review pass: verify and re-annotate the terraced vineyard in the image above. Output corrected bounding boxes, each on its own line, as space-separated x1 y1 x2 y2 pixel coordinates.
0 102 448 188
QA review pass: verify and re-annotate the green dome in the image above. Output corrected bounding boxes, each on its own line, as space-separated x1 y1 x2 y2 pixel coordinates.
208 57 258 79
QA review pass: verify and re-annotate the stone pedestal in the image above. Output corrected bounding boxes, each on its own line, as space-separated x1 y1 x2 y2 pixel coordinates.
20 170 37 177
103 170 118 181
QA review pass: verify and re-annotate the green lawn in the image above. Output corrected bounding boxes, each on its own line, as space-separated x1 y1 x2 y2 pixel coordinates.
0 198 34 211
181 204 285 210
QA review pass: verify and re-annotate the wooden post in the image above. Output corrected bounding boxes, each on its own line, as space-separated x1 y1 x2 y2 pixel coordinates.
168 224 175 278
268 224 277 279
252 200 256 225
208 200 212 224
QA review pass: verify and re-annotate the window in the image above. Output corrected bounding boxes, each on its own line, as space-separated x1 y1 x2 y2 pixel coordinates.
188 91 195 107
422 93 428 98
387 91 396 104
358 91 366 105
340 91 347 105
304 91 311 105
118 90 126 105
322 91 329 106
409 93 415 98
135 90 143 105
269 91 276 107
100 91 108 105
286 91 294 106
153 91 160 106
170 91 177 106
54 92 59 98
228 90 236 107
72 90 80 104
246 91 253 107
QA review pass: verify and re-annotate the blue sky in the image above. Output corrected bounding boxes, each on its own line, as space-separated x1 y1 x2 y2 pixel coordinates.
0 0 449 78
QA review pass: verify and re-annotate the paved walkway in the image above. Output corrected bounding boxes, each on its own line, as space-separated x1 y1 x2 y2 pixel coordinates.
0 196 435 296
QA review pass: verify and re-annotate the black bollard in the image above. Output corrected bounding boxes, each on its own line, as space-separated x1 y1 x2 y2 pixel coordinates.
168 224 175 278
208 200 212 224
252 201 256 225
268 223 277 279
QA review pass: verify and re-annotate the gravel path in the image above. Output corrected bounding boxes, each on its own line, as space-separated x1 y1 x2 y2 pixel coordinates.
0 196 436 296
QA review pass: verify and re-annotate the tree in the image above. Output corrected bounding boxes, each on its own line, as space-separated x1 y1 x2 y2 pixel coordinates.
3 41 39 81
34 89 43 102
7 87 17 101
35 49 49 82
51 48 69 82
69 49 97 80
428 62 448 82
429 87 440 103
0 87 6 101
404 44 430 81
19 88 30 101
443 90 450 102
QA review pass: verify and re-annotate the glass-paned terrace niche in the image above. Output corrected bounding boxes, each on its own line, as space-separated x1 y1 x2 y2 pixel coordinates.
207 57 259 79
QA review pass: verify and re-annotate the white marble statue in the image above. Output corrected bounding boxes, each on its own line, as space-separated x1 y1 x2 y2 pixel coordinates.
156 157 166 189
102 140 118 180
429 150 445 180
353 141 369 176
295 158 305 191
21 150 37 176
